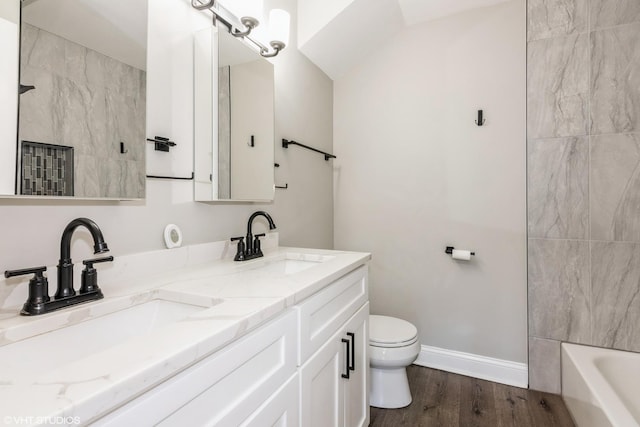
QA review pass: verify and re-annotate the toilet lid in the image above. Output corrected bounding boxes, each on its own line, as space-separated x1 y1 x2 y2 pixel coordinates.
369 315 418 347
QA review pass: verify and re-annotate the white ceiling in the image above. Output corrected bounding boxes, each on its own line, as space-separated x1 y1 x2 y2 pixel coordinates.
22 0 147 70
397 0 511 26
298 0 512 80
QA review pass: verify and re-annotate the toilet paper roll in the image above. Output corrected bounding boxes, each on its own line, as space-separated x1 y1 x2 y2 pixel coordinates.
451 249 472 261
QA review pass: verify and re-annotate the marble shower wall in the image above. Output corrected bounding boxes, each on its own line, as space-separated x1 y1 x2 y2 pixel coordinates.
218 66 231 199
527 0 640 393
19 24 146 198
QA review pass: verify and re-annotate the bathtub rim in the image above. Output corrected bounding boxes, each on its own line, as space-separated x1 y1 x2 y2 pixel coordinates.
561 342 638 427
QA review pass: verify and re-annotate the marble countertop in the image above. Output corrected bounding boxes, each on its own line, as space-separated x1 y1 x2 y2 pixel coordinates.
0 245 370 424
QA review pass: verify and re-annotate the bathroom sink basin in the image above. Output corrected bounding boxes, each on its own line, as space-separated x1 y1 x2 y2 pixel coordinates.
257 254 335 275
0 299 207 381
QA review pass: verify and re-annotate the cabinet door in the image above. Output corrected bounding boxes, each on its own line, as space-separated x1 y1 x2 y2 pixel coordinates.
241 373 299 427
300 329 346 427
343 303 369 427
297 266 368 365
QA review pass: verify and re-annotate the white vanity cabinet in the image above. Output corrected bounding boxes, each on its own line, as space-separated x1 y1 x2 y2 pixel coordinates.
93 263 370 427
297 266 370 427
94 310 298 427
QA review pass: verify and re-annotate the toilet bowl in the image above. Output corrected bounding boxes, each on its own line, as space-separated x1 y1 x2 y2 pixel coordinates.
369 315 420 409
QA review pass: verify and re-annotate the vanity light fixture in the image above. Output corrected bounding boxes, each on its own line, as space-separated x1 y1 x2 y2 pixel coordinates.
191 0 289 58
260 8 289 58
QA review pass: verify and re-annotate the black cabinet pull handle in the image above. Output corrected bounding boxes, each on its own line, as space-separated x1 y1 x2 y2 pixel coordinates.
347 332 355 371
341 338 350 379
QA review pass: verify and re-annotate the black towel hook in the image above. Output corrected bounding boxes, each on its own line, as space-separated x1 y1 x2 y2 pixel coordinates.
475 109 486 126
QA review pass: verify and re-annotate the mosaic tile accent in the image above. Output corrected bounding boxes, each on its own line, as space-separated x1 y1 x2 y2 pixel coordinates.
21 141 73 196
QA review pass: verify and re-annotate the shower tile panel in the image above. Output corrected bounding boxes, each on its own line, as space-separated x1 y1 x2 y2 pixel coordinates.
528 238 591 343
527 0 640 395
21 141 73 197
591 241 640 352
19 23 146 199
591 133 640 242
590 23 640 135
528 136 589 239
527 0 588 41
528 337 561 393
527 34 589 139
591 0 640 29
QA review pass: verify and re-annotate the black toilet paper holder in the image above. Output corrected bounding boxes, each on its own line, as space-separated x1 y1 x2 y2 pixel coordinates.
445 246 476 256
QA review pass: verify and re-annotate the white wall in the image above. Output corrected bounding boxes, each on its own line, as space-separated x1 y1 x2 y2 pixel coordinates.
297 0 355 47
334 1 527 363
0 0 333 275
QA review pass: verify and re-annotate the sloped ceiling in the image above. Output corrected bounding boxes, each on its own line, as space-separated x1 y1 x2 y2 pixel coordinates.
22 0 147 70
397 0 512 26
298 0 511 80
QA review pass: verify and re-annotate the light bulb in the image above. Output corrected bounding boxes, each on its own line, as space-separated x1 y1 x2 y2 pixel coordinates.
268 9 290 45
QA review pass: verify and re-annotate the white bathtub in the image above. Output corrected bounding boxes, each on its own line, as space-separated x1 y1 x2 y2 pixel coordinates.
562 343 640 427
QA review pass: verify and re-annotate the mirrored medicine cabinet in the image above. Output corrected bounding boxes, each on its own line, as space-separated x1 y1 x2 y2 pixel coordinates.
0 0 148 200
193 26 275 202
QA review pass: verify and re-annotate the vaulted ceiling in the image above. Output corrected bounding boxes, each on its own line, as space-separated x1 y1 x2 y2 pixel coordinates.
22 0 147 70
297 0 511 80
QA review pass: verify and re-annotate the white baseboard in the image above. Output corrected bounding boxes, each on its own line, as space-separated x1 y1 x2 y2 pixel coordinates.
414 345 528 388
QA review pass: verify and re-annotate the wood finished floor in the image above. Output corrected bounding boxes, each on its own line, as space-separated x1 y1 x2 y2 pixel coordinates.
370 365 575 427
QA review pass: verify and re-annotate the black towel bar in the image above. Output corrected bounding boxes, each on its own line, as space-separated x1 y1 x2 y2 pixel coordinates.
282 139 336 161
146 173 194 180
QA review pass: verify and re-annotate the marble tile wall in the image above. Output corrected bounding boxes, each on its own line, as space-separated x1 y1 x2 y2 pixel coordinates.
527 0 640 393
218 66 231 199
18 24 146 199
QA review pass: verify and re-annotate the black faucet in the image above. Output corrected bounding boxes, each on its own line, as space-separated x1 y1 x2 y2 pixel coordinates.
57 218 110 298
4 218 113 315
231 211 276 261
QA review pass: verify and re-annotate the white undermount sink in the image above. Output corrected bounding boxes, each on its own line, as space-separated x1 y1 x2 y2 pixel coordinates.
257 253 335 275
0 299 207 381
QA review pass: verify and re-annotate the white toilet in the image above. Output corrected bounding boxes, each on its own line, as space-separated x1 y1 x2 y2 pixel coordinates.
369 315 420 409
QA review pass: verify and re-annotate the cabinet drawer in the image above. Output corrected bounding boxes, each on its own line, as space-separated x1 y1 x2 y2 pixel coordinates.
240 373 299 427
94 310 297 427
296 266 368 365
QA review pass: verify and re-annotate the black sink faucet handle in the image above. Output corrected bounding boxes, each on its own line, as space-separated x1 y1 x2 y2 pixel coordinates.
4 265 47 279
4 266 50 315
254 233 266 257
231 236 245 261
82 256 115 268
80 256 114 294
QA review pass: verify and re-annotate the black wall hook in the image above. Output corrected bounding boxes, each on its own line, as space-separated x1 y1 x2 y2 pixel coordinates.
475 110 486 126
19 84 36 95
